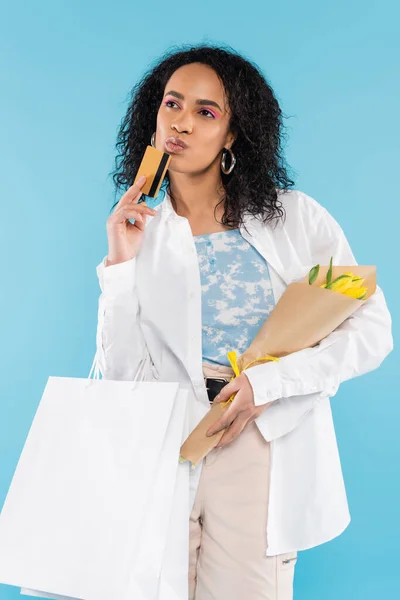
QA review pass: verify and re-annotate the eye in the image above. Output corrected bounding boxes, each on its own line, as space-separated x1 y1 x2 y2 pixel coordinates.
164 100 216 119
199 108 216 119
164 100 179 109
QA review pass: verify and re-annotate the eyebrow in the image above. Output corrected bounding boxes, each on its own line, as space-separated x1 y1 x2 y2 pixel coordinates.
164 90 223 113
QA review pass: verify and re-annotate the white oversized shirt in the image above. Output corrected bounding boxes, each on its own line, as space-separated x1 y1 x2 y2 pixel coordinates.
95 188 393 556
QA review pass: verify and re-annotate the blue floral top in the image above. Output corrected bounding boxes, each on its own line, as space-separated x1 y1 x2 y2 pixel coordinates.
193 228 276 367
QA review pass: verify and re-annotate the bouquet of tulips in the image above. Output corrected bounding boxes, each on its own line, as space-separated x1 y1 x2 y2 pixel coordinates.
309 256 368 299
180 258 376 466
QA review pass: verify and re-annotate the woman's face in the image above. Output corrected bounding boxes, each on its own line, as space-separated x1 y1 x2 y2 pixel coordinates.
155 62 236 175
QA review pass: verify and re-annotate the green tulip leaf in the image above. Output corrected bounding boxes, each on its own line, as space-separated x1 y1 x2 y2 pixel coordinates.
325 274 351 290
308 264 320 285
326 256 333 286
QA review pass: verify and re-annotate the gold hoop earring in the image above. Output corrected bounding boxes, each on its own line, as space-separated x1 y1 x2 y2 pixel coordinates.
221 148 236 174
151 132 156 148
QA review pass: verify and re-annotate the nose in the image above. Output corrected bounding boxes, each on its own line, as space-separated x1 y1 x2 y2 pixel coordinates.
171 111 193 134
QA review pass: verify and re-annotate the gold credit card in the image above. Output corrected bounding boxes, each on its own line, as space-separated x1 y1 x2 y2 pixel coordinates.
133 145 171 198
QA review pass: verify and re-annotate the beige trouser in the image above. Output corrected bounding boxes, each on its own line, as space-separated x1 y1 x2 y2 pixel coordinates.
188 361 298 600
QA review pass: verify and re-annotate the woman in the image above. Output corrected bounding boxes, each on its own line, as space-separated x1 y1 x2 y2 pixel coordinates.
95 44 393 599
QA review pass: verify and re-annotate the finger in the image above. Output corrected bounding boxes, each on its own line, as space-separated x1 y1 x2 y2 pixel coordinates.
129 213 146 232
214 377 241 404
108 204 155 230
206 404 238 437
121 204 156 219
119 175 147 206
216 415 248 448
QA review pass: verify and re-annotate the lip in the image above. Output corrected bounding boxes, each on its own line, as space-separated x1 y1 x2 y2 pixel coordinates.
164 137 188 153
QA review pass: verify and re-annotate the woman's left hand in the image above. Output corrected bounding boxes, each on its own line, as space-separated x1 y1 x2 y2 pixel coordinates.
206 373 273 448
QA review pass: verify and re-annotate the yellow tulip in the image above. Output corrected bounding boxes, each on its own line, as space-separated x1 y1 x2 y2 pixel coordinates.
322 273 366 293
341 286 368 299
326 274 354 293
314 260 368 300
348 276 365 288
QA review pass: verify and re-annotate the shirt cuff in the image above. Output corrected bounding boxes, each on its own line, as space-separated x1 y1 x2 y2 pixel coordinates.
96 255 137 295
254 393 322 441
243 358 339 407
243 361 283 406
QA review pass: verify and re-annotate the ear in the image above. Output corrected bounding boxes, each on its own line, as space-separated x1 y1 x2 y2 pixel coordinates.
225 127 238 150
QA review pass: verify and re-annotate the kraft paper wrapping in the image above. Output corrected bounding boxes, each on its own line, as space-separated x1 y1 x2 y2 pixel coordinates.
180 265 376 466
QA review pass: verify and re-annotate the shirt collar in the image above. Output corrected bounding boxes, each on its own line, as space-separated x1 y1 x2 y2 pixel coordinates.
158 186 297 284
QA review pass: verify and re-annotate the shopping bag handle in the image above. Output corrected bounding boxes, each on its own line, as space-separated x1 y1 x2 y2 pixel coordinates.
86 346 151 387
87 352 101 381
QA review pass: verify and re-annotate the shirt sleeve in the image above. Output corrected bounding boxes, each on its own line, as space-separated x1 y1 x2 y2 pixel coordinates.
243 198 393 425
95 255 149 381
254 393 322 442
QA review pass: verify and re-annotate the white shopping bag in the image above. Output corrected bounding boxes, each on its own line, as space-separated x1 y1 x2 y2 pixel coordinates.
157 436 190 600
0 348 189 600
21 388 190 600
117 389 190 600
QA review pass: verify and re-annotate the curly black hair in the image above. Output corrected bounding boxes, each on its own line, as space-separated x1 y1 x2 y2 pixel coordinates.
110 42 296 229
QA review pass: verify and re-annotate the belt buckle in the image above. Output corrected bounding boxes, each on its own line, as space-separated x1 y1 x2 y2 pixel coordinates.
204 376 228 391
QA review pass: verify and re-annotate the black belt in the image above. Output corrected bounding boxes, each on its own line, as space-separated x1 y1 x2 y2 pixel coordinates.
204 377 229 403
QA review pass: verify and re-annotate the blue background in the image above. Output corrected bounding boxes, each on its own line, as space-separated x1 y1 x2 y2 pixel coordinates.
0 1 398 598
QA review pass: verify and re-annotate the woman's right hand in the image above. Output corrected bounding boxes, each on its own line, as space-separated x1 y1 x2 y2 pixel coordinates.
105 175 157 266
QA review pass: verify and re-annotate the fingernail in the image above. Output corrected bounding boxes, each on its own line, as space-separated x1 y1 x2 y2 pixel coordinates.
138 175 146 182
